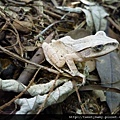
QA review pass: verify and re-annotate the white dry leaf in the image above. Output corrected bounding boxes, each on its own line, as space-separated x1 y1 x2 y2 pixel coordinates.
14 95 47 114
0 78 26 92
56 6 94 31
14 81 76 114
80 8 94 32
28 79 68 96
85 5 109 32
56 5 109 32
0 78 67 96
56 6 82 13
80 0 96 6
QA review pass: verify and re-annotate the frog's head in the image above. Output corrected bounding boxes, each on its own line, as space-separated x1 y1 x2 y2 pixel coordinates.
73 31 119 59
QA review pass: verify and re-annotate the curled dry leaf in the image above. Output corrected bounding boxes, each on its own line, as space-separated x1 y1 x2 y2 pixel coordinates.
86 5 109 32
0 78 67 96
13 19 33 33
57 5 109 32
13 81 75 114
80 0 96 6
0 0 120 115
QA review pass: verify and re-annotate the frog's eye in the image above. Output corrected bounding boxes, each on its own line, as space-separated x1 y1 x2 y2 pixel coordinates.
92 44 104 52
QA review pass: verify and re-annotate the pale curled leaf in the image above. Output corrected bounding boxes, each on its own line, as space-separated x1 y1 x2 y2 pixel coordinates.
0 78 67 96
28 79 67 96
14 95 47 114
80 8 94 31
57 5 109 32
56 6 82 13
57 6 94 31
80 0 96 5
0 78 26 92
85 5 109 31
14 81 75 114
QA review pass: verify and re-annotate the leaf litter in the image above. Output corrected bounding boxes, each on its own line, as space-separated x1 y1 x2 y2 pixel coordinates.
0 0 119 118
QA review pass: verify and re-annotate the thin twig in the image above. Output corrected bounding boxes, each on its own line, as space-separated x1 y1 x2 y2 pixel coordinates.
32 74 60 119
106 16 120 32
0 45 71 77
0 45 59 74
44 9 61 19
73 81 85 114
0 8 23 56
34 21 62 40
37 73 60 114
7 0 26 5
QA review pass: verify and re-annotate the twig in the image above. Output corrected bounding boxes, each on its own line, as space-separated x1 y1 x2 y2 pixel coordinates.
73 81 85 114
34 21 62 40
38 12 53 23
37 74 60 114
43 3 65 16
106 16 120 32
0 45 71 78
0 45 59 74
30 74 60 119
62 0 67 6
7 0 26 5
51 0 58 7
44 9 61 19
0 8 23 56
112 106 120 114
34 20 72 40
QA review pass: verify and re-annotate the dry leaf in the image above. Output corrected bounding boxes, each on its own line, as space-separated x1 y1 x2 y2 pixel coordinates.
86 5 109 32
13 19 33 33
80 0 96 5
96 52 120 113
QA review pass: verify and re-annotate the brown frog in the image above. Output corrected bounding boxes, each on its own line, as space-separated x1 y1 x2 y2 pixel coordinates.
42 31 119 85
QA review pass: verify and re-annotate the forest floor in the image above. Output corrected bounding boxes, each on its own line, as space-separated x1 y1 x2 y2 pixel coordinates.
0 0 119 119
